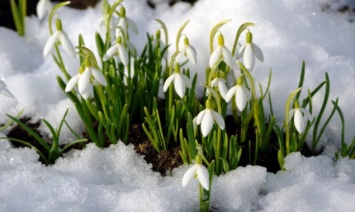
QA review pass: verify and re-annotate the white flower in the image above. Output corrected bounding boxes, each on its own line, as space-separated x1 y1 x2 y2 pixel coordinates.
209 34 235 69
65 61 107 99
0 80 14 98
43 19 76 58
116 6 138 36
180 37 197 65
163 65 191 98
235 31 264 71
182 156 209 190
195 98 225 137
211 77 228 100
225 77 251 111
103 36 129 66
36 0 51 21
289 101 312 134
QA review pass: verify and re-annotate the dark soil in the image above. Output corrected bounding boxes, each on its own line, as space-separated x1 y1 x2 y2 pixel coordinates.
5 106 319 176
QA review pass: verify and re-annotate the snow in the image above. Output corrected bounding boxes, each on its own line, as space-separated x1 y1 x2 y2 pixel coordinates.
0 0 355 211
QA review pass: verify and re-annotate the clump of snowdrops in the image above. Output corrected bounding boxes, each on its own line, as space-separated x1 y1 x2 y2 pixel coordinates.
1 0 353 211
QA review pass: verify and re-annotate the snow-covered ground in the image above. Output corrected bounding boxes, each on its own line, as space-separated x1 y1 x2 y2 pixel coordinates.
0 0 355 211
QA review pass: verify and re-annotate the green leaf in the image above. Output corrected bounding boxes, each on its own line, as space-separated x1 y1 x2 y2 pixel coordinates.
7 115 50 151
277 150 285 171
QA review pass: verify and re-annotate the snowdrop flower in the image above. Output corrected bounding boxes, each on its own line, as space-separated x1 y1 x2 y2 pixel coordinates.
116 6 138 36
36 0 52 21
180 37 197 65
65 58 107 99
195 97 225 137
225 76 251 111
103 36 128 66
43 18 76 58
0 80 14 98
289 100 312 134
163 64 191 98
211 71 228 100
235 31 264 71
182 154 209 190
209 34 235 69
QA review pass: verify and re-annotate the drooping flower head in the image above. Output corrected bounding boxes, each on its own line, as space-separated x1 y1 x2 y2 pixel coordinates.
195 97 225 137
163 63 191 98
225 76 251 111
235 31 264 71
209 33 236 69
180 36 197 65
116 6 138 37
289 100 313 134
43 18 76 58
65 57 107 99
103 36 129 66
36 0 52 21
211 70 228 100
182 154 210 190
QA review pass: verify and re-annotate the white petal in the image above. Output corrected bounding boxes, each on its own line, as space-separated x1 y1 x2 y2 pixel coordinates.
218 80 228 100
212 111 225 130
235 44 245 59
209 47 221 68
185 45 197 65
65 74 80 92
182 165 197 187
36 0 51 20
163 74 175 92
201 110 214 137
288 109 295 123
118 18 127 32
92 69 107 86
294 109 305 133
236 86 249 111
252 43 264 62
43 32 59 57
81 89 92 100
174 74 186 98
118 45 129 66
196 165 210 190
60 31 76 58
78 69 92 95
196 110 206 125
222 46 235 69
225 86 238 102
243 44 255 71
211 78 218 87
103 45 118 61
127 18 139 34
